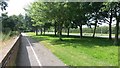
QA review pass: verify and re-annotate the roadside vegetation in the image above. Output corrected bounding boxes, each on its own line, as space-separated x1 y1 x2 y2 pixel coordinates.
0 32 11 41
0 31 19 41
25 2 120 46
1 13 22 41
27 32 118 66
25 2 119 66
0 31 19 51
0 0 119 66
0 1 23 49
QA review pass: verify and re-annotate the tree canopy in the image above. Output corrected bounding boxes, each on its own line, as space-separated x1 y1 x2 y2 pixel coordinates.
25 2 120 45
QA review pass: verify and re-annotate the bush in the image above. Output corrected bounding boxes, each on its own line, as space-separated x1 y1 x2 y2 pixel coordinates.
2 27 11 34
1 30 19 41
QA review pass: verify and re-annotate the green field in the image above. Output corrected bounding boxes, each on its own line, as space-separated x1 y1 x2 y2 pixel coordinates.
27 32 118 66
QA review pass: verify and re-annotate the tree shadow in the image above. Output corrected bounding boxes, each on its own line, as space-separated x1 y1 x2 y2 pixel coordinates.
28 35 49 42
42 34 119 48
28 34 120 48
51 38 116 48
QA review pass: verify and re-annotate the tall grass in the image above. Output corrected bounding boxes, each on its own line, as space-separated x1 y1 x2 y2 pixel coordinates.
0 31 19 41
0 31 11 41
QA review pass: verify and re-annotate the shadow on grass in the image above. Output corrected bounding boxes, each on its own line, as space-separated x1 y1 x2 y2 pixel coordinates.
51 38 116 48
29 34 120 48
29 35 49 42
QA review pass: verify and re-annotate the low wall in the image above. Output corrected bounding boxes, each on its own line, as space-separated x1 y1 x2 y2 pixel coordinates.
0 35 21 68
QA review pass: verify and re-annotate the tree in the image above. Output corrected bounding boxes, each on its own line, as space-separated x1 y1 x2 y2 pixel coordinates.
68 2 90 38
0 1 8 11
87 2 104 38
64 20 72 36
2 13 25 34
27 2 45 35
100 2 116 40
26 2 119 43
113 3 120 45
27 2 71 40
0 0 8 34
24 14 34 32
103 2 120 45
101 2 120 45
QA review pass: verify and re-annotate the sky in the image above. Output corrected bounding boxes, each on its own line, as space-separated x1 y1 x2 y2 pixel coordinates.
4 0 118 16
6 0 35 16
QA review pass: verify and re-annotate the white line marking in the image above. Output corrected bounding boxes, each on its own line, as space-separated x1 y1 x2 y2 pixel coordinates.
25 37 42 67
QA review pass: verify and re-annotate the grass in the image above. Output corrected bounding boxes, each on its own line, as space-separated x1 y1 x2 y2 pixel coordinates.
27 32 119 66
0 31 19 41
0 31 19 50
0 31 12 41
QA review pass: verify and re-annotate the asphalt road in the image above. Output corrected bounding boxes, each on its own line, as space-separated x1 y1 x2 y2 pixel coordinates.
16 33 66 67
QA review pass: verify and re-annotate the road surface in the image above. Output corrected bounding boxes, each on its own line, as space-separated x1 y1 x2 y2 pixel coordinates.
16 33 66 67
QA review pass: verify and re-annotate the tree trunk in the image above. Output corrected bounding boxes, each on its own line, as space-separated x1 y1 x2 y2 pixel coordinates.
35 27 38 36
44 27 45 35
67 27 70 36
40 28 42 35
109 10 113 40
54 22 57 36
114 7 119 46
109 17 112 39
79 24 82 38
58 22 62 41
93 19 97 38
114 18 119 45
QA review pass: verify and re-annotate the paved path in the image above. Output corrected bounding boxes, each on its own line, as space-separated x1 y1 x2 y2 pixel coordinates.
16 33 66 67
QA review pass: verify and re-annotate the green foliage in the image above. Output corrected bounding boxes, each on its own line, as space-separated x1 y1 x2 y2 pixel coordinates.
0 1 8 11
0 31 11 41
1 13 24 40
0 31 19 41
26 2 105 31
26 2 120 44
2 13 24 32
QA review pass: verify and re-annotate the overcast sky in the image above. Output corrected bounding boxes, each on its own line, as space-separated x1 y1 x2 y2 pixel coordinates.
6 0 35 16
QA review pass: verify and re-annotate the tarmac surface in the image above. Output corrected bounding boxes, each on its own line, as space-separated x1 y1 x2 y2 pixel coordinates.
16 33 66 67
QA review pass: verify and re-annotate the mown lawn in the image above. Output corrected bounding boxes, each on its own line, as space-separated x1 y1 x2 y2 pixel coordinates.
27 32 119 66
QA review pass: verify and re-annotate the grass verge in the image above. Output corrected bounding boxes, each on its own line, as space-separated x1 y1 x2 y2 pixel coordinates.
27 32 118 66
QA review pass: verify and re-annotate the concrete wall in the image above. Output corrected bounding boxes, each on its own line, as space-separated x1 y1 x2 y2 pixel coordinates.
1 35 21 68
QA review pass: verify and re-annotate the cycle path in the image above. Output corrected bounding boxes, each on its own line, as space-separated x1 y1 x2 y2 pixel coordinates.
16 33 66 67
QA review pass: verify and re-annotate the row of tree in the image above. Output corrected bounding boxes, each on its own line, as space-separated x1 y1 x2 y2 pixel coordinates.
0 0 34 35
1 1 119 45
53 26 119 34
2 13 23 33
26 2 119 45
